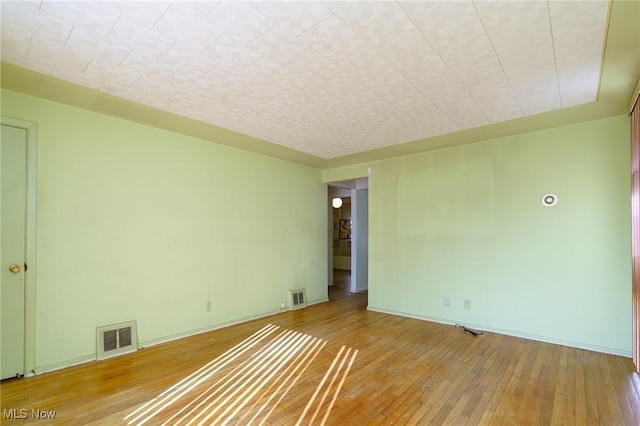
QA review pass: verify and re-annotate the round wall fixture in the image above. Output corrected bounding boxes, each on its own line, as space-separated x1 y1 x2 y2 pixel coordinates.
541 194 558 207
332 197 343 209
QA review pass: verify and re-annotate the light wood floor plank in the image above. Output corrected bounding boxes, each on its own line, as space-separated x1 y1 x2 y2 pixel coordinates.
550 345 569 425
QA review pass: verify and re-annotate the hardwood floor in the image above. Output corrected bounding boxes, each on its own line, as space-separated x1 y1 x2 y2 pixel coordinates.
2 270 639 425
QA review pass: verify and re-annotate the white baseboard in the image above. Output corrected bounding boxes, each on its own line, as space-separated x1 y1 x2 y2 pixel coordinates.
34 354 95 376
367 306 632 358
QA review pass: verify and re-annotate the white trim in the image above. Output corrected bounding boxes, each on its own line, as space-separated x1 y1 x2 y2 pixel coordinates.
1 116 38 376
367 306 632 358
34 355 95 376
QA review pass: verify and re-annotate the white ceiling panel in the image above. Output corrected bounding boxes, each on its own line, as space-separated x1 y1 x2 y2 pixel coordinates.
159 43 218 75
203 1 274 44
50 65 103 89
475 0 560 116
249 25 310 64
398 52 489 129
29 38 92 75
257 1 333 37
40 1 120 37
121 51 175 77
82 57 141 88
549 0 609 106
106 17 175 59
2 2 72 44
323 1 393 28
163 1 219 20
410 1 524 123
201 34 262 70
108 1 172 28
130 75 181 101
0 0 612 159
354 3 435 69
375 78 455 136
65 28 132 66
297 14 359 55
152 5 225 51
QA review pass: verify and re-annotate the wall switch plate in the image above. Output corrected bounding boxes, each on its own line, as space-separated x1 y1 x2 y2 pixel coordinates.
464 299 471 310
444 297 450 307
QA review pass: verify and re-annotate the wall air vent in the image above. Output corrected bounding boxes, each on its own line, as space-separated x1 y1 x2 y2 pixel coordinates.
96 320 138 360
289 288 307 310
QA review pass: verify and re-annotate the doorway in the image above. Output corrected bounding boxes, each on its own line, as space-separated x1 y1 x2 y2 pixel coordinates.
328 179 368 299
1 117 37 380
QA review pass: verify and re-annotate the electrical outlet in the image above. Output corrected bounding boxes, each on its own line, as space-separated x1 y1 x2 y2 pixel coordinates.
464 299 471 310
206 301 212 312
281 302 287 309
443 297 450 307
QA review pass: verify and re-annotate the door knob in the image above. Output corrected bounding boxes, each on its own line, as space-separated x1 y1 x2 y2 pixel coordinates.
8 264 20 273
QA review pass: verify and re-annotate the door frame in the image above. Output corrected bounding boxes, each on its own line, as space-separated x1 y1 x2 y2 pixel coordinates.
1 116 37 376
350 188 368 293
327 178 369 293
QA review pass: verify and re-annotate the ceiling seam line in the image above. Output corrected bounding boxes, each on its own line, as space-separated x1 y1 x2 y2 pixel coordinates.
63 25 74 48
472 1 524 116
26 35 33 56
81 57 93 74
397 1 490 125
595 0 614 103
150 3 172 31
546 0 564 108
105 14 121 40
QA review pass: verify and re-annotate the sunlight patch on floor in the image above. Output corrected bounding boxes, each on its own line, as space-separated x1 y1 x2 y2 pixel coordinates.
124 324 357 425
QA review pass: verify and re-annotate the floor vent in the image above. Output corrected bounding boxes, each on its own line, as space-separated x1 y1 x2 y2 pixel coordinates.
289 288 307 310
96 320 138 360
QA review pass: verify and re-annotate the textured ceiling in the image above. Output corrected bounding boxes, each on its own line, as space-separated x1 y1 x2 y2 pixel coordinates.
0 1 614 159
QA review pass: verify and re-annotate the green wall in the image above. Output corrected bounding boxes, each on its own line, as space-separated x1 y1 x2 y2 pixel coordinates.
2 86 633 369
1 89 328 371
361 115 632 355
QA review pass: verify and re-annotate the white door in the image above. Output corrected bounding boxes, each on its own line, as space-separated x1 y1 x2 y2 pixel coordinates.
1 124 28 380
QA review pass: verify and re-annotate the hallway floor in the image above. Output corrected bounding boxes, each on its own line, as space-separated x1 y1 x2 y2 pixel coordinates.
329 269 367 305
